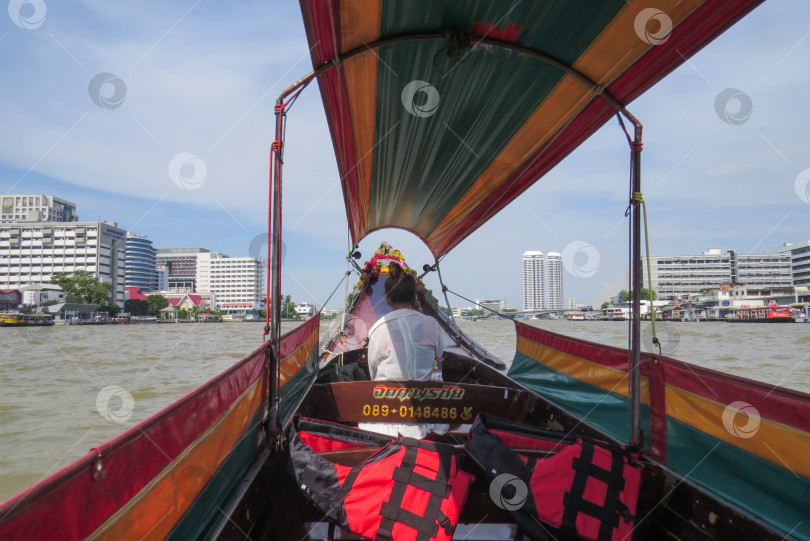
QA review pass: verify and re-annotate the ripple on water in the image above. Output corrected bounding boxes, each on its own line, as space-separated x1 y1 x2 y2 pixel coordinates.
711 355 740 362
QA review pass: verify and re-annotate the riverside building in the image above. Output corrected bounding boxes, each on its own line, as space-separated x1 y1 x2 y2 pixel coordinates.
770 241 810 288
156 248 223 292
125 233 158 291
157 248 265 317
0 221 127 306
645 248 792 299
193 252 265 316
475 299 506 314
1 194 78 223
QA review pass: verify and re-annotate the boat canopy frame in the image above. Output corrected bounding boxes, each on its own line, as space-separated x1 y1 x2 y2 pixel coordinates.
268 31 647 449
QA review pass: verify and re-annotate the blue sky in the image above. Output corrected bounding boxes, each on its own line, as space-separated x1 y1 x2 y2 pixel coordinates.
2 1 809 309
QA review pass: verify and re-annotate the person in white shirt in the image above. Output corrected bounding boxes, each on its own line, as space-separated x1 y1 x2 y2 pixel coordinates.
359 263 446 438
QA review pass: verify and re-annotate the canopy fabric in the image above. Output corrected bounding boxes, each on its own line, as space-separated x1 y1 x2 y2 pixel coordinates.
299 0 763 257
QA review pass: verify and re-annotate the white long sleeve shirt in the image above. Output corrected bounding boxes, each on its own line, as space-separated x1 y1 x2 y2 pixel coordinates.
359 309 446 438
366 308 443 381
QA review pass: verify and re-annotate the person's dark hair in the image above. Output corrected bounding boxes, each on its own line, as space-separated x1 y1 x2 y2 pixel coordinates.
384 263 417 306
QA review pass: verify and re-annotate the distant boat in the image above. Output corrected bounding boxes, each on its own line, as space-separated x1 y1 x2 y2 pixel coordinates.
0 312 54 327
725 305 795 323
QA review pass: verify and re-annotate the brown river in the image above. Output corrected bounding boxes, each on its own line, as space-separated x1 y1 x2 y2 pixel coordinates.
1 318 809 501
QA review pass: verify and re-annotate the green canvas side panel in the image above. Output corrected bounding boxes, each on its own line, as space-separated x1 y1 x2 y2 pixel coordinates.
277 342 319 428
666 417 810 541
167 409 263 541
508 351 651 450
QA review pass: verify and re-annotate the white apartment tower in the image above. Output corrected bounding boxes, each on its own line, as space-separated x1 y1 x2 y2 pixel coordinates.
546 252 563 310
195 252 265 310
522 251 544 311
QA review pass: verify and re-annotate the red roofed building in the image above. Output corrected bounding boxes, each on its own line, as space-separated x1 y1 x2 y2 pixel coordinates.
126 288 212 311
125 287 150 302
166 294 206 310
0 289 22 311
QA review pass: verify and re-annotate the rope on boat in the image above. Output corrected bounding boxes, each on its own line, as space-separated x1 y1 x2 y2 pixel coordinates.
434 256 458 327
633 191 661 356
323 270 352 313
618 114 661 356
444 287 516 321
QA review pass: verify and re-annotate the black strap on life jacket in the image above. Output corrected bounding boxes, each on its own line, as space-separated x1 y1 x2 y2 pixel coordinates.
561 440 635 541
325 464 363 523
375 438 456 541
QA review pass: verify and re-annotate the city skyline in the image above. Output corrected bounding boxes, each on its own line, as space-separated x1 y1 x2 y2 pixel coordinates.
3 192 810 310
1 2 809 309
0 202 267 315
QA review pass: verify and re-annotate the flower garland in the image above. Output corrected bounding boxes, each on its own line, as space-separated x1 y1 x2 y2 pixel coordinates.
364 242 406 274
355 242 416 289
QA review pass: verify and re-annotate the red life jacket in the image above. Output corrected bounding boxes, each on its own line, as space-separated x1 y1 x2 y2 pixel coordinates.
289 416 474 541
464 414 642 541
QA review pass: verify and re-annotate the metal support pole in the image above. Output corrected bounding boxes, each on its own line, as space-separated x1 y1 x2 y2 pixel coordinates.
267 98 285 440
630 129 644 449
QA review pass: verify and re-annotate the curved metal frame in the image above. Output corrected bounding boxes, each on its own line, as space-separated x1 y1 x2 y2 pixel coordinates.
273 31 645 448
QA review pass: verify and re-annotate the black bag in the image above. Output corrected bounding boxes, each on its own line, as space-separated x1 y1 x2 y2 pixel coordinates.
315 361 369 383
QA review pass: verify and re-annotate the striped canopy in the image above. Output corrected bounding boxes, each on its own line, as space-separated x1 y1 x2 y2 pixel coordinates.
300 0 763 257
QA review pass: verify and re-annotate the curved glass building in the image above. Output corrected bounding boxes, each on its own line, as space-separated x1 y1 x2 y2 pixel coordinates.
125 233 158 291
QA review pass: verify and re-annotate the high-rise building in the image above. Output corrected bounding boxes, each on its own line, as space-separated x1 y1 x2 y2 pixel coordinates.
195 252 265 313
0 221 127 305
546 252 563 310
1 195 78 223
522 251 544 311
125 233 158 291
522 251 565 311
156 248 265 316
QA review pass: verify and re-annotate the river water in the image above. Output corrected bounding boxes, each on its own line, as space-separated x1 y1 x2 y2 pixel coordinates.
1 318 808 502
